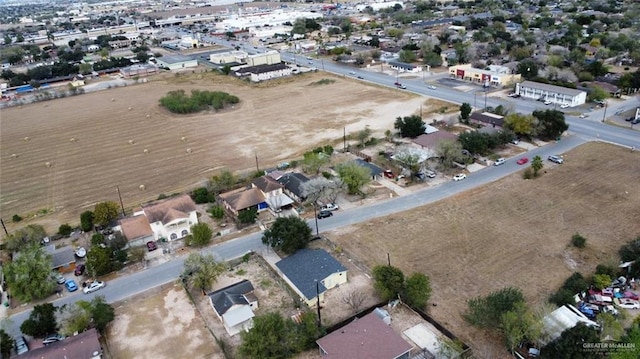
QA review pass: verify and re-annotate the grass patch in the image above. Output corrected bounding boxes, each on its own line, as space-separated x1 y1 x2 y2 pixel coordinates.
309 78 336 86
260 279 272 288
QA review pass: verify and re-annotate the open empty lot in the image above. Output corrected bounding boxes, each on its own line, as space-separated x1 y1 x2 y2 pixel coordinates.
326 142 640 355
0 71 425 235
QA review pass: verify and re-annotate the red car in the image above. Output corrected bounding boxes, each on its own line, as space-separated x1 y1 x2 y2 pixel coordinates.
517 157 529 165
74 264 85 276
383 170 395 179
146 241 158 252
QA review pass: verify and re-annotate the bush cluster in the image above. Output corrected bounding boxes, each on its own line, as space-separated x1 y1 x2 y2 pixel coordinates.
159 90 240 114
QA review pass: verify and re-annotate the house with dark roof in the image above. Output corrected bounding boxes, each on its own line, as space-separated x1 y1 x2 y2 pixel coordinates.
114 194 198 243
21 328 102 359
234 63 292 82
316 311 412 359
388 60 423 73
412 131 458 150
275 172 311 203
469 112 504 128
44 245 76 273
208 279 258 336
275 249 347 307
354 159 383 180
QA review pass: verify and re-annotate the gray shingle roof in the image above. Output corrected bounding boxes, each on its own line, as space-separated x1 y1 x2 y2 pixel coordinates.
276 249 347 300
276 172 310 200
44 245 75 269
208 279 255 315
519 80 585 97
354 159 383 177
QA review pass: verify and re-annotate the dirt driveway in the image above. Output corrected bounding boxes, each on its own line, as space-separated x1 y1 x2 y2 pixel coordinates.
324 142 640 357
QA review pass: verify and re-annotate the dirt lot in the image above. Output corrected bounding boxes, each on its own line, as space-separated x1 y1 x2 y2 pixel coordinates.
0 71 427 237
325 142 640 357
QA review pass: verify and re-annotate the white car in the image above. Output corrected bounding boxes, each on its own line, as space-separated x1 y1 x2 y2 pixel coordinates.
494 158 506 166
83 281 105 294
544 100 552 105
579 114 588 118
453 174 466 181
617 299 640 309
75 247 86 258
560 104 569 109
427 85 437 90
321 203 339 211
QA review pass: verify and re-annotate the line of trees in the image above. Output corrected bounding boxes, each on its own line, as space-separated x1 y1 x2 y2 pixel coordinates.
159 89 240 114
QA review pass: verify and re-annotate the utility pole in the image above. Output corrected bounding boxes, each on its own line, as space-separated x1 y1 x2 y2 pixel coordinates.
387 253 391 266
116 186 126 217
313 204 320 238
343 127 346 151
316 280 322 327
0 218 8 236
484 88 488 110
255 152 259 172
602 101 607 123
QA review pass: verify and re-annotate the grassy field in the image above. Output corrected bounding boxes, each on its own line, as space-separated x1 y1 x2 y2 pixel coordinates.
0 71 424 237
325 142 640 356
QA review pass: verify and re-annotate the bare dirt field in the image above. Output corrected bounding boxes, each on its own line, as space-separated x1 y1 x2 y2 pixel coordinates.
0 71 426 237
324 142 640 357
106 283 221 359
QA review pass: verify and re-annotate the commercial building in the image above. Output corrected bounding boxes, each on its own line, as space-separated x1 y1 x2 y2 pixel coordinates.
156 54 198 70
515 81 587 107
448 64 521 87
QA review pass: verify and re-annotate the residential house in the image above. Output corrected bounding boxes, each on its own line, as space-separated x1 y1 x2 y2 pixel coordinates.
219 176 294 216
234 63 292 82
208 279 259 336
469 112 504 128
412 131 458 151
354 159 383 180
515 81 587 107
275 249 347 307
251 176 294 211
114 194 198 243
21 328 102 359
388 60 423 73
316 310 412 359
44 245 76 273
583 81 621 98
275 172 311 203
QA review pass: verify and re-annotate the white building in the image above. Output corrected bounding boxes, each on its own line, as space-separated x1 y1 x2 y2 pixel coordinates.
216 9 322 31
210 50 248 65
235 63 292 82
157 54 198 70
515 81 587 107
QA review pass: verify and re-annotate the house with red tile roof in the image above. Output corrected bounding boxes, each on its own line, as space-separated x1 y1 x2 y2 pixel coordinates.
316 311 412 359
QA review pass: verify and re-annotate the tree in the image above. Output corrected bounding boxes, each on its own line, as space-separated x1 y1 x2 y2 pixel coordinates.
5 224 47 252
459 102 472 123
504 113 537 137
356 126 372 148
80 210 94 232
0 329 12 358
191 187 213 204
372 265 405 301
239 312 295 359
58 296 115 336
342 290 367 313
435 140 464 169
398 49 417 63
464 287 525 329
90 296 115 334
335 162 371 195
531 155 543 177
5 244 55 302
86 245 113 277
238 207 257 224
262 216 312 254
394 115 425 138
58 223 72 237
517 59 538 79
458 131 490 155
189 223 213 246
182 253 225 292
592 274 611 290
20 303 58 338
588 85 608 102
301 177 345 205
532 109 568 141
540 323 600 358
501 301 539 353
209 169 237 194
128 246 147 263
403 272 431 309
301 152 328 174
93 201 120 226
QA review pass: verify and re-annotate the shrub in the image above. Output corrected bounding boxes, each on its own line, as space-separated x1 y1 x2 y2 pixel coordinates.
192 187 213 204
12 214 22 222
595 264 618 279
571 233 586 248
522 168 533 179
238 208 257 224
159 89 240 114
58 224 72 237
209 205 224 219
157 193 167 200
549 272 589 306
592 274 611 290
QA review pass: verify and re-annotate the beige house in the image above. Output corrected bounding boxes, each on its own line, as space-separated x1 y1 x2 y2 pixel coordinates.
448 64 521 87
219 176 294 216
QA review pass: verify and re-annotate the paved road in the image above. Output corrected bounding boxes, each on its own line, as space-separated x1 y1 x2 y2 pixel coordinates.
5 39 640 337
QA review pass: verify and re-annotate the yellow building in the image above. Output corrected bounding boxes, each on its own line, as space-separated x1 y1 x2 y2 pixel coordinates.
448 64 521 87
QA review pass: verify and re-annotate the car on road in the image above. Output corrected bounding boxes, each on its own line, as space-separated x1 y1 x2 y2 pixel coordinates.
579 114 588 118
15 336 29 355
494 158 506 166
317 210 333 219
394 82 406 89
383 170 395 179
560 104 569 109
544 100 552 105
507 93 520 98
349 71 356 75
83 281 105 294
452 174 466 181
517 157 529 165
65 279 78 292
146 241 158 251
427 85 437 90
74 264 85 276
548 155 564 164
357 75 363 79
321 203 339 211
43 334 65 346
308 60 313 64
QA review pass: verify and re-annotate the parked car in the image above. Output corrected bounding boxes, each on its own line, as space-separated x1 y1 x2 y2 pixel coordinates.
65 279 78 292
560 104 569 109
383 170 395 179
394 82 406 89
75 247 86 258
494 158 506 166
625 117 635 122
146 241 158 252
53 272 65 284
15 336 29 355
317 210 333 219
544 100 552 105
349 71 356 75
427 85 437 90
548 155 564 164
579 113 588 118
632 118 640 124
517 157 529 165
43 334 65 346
452 174 466 181
74 264 85 276
83 281 105 294
357 75 363 79
320 203 339 211
510 138 520 145
617 298 640 309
